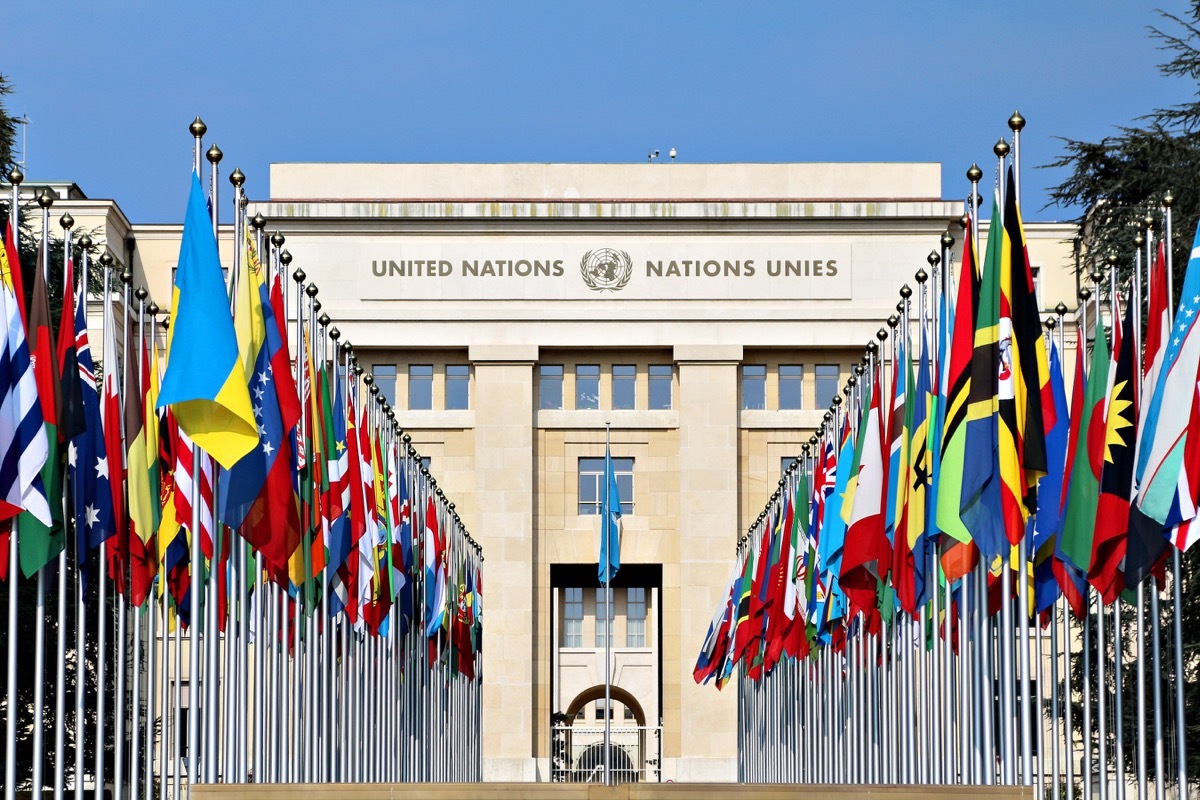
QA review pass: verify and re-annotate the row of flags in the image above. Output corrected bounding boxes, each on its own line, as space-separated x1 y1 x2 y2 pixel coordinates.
0 172 483 678
696 166 1198 687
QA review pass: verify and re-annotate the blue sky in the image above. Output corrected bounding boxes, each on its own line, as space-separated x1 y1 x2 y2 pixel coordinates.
4 1 1191 222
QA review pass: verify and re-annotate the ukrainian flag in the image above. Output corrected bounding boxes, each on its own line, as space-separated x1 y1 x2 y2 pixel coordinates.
157 172 257 470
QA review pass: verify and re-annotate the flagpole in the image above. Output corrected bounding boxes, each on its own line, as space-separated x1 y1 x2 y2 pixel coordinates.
144 304 160 800
1011 113 1033 794
74 233 92 800
2 165 20 800
129 285 149 800
603 421 612 785
51 212 75 800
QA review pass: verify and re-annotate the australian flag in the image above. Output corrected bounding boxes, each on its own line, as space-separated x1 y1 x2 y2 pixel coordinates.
67 275 115 594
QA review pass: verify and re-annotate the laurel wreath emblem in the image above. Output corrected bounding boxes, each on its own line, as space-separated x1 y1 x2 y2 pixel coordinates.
579 248 633 292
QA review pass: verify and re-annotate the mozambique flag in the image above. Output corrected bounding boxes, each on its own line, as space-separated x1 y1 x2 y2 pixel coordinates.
1059 306 1110 573
18 241 64 578
997 167 1052 542
157 172 257 470
1091 294 1137 603
937 217 980 582
960 195 1005 564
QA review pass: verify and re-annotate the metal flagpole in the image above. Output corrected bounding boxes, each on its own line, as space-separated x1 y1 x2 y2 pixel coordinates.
129 286 149 800
3 168 22 800
603 421 612 786
75 235 93 800
29 189 53 799
1160 194 1189 798
53 213 75 800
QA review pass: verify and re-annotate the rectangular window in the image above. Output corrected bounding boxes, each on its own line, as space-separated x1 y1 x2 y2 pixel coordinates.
420 456 431 472
612 365 636 410
579 457 634 516
626 587 646 647
408 365 433 410
781 456 801 478
815 364 840 410
375 365 397 408
595 587 613 647
576 365 600 410
648 365 672 410
445 365 470 410
742 365 766 410
594 700 612 721
779 365 803 409
539 365 563 410
1031 265 1042 310
563 587 583 648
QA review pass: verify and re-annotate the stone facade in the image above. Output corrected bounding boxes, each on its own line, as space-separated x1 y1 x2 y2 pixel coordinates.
4 163 1081 782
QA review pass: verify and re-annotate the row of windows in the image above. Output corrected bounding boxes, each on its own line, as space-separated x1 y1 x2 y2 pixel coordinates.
374 364 470 411
539 365 673 411
373 361 843 413
742 364 841 411
563 587 647 648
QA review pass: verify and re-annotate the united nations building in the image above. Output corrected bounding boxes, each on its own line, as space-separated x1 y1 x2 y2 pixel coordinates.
27 160 1079 785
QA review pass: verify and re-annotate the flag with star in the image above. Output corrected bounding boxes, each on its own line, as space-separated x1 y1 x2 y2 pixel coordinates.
66 259 115 594
221 227 300 577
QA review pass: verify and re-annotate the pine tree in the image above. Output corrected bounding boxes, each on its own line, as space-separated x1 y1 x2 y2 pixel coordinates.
1047 5 1200 784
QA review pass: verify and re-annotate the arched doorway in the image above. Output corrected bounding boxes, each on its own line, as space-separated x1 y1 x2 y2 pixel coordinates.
554 685 649 783
564 684 647 727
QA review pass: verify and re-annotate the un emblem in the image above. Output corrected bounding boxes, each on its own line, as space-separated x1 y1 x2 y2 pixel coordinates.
579 248 633 292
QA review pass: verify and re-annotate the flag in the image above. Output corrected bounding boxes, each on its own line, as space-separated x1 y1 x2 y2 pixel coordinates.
222 228 300 575
598 442 622 584
65 259 116 593
56 257 85 441
694 563 738 685
1126 242 1173 584
101 294 128 595
1091 293 1137 603
1059 305 1110 573
888 329 915 613
423 495 448 640
1133 216 1200 552
0 220 51 579
127 312 158 607
1032 340 1069 614
998 167 1052 542
841 360 889 629
937 216 980 582
157 172 257 469
19 241 65 577
960 195 1006 564
908 330 934 610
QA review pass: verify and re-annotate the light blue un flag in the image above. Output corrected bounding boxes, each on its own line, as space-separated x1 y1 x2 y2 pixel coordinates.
598 443 622 584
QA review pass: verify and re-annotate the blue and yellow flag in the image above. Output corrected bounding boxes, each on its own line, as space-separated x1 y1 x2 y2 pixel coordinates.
157 173 257 470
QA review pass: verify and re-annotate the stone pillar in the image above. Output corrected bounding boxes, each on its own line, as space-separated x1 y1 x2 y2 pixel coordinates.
470 344 538 781
670 344 741 781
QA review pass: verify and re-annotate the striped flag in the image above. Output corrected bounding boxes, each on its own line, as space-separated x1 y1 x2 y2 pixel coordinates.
0 221 51 577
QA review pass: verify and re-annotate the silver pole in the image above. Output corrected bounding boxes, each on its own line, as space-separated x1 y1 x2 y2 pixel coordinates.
3 170 19 800
75 243 91 800
54 221 74 800
603 421 612 786
1163 194 1188 798
128 291 146 800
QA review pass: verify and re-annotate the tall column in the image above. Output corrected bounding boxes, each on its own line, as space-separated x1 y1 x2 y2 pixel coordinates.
672 344 742 781
470 345 539 781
